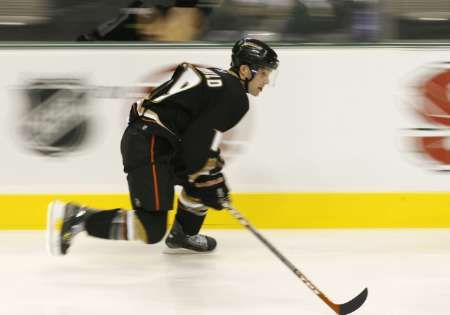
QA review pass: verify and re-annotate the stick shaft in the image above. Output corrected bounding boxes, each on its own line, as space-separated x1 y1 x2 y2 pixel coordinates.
226 206 340 313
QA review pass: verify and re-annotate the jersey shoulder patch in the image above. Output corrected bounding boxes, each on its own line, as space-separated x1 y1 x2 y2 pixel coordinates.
152 63 202 103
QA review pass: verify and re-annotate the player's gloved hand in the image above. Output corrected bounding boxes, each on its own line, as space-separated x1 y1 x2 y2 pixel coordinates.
185 172 230 210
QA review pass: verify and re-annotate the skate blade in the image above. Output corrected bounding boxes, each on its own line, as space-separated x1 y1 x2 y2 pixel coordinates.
162 247 215 255
46 200 65 256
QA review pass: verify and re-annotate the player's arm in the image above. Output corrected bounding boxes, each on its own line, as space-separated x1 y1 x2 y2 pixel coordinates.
179 79 248 209
177 124 230 210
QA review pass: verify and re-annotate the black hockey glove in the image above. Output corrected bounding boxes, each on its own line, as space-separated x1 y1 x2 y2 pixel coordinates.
184 172 230 210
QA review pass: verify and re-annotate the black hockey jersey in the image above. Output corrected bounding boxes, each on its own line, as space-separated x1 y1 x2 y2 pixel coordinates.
129 62 249 173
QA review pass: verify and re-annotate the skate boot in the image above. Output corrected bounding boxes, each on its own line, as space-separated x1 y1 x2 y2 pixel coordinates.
165 220 217 253
46 200 91 256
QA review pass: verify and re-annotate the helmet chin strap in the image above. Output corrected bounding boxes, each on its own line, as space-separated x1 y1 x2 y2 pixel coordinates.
243 78 250 92
242 69 257 93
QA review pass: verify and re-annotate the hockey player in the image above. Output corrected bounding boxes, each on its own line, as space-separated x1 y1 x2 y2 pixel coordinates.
47 37 279 255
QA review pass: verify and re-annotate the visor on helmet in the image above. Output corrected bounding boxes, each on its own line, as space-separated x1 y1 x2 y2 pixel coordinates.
250 66 279 87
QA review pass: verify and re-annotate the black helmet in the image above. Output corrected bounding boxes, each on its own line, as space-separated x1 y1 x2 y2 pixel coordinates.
231 38 279 72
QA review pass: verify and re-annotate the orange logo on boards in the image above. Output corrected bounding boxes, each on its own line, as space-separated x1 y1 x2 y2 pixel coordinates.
419 68 450 126
401 63 450 170
415 67 450 166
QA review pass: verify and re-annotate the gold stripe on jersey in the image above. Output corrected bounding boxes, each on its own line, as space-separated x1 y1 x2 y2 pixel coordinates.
133 100 176 135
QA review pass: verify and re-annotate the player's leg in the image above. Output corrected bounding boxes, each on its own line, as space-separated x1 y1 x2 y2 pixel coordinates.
47 131 175 255
47 202 169 255
165 189 217 252
85 133 175 242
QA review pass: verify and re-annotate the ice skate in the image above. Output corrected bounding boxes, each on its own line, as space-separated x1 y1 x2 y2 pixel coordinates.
46 200 90 256
165 220 217 253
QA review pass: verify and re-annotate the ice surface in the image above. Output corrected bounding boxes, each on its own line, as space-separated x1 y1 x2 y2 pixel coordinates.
1 229 449 315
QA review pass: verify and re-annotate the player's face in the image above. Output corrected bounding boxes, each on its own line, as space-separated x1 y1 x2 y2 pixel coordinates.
248 68 272 97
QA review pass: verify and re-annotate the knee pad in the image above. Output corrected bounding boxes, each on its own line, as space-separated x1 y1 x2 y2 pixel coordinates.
134 210 168 244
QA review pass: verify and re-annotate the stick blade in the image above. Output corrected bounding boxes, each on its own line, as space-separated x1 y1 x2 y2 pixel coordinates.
338 288 368 315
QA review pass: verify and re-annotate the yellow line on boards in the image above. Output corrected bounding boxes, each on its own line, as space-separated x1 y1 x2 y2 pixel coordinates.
0 193 449 229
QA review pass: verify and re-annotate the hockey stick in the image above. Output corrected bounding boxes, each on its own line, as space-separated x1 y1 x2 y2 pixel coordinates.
224 205 368 315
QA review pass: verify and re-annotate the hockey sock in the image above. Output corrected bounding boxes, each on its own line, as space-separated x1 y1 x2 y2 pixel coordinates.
85 209 122 239
134 210 168 244
85 209 138 241
85 209 168 244
175 201 207 236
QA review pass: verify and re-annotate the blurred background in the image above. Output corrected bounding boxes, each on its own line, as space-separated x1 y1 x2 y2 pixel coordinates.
0 0 449 43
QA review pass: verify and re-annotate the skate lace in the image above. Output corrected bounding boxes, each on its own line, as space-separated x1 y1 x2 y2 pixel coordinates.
187 234 208 249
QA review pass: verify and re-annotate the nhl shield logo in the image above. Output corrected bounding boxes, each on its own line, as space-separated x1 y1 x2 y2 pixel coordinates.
20 79 90 156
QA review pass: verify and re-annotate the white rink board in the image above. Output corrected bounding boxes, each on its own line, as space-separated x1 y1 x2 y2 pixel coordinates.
1 47 450 193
